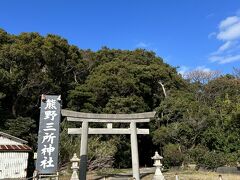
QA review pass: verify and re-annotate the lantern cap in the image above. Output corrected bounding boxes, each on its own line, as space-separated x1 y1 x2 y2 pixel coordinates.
70 153 80 162
151 151 163 160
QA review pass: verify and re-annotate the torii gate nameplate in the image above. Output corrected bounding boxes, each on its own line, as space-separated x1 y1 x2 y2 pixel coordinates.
61 109 156 180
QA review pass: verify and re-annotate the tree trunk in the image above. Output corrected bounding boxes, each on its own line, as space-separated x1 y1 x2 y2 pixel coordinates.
12 96 19 118
12 101 17 118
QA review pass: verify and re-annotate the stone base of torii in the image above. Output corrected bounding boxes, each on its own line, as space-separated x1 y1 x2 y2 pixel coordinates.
61 109 156 180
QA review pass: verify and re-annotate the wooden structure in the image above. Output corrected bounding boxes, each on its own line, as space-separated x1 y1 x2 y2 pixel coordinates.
0 131 31 179
62 109 156 180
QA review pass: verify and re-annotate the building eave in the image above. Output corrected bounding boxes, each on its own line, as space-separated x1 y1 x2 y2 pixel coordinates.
0 131 28 144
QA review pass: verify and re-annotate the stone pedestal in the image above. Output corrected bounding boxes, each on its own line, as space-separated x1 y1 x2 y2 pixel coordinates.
152 168 165 180
71 172 79 180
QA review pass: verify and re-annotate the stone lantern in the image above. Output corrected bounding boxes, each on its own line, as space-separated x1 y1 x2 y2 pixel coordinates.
151 151 165 180
70 153 80 180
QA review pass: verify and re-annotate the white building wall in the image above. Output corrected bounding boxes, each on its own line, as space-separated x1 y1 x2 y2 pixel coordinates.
0 152 28 179
0 136 22 145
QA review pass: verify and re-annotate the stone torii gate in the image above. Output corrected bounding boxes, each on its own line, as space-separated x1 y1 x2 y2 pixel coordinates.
61 109 156 180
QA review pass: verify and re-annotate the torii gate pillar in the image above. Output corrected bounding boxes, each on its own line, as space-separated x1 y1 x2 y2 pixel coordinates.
79 121 88 180
130 122 140 180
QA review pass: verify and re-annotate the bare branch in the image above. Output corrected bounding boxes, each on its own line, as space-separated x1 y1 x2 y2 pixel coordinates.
158 80 167 97
185 70 221 84
233 67 240 79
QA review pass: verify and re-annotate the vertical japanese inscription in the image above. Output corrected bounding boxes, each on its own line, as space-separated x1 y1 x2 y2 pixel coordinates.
36 95 61 174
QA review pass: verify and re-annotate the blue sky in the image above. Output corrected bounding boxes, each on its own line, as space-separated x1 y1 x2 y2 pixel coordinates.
0 0 240 74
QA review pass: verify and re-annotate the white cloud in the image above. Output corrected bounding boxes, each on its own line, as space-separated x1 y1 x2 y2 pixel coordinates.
209 55 222 63
208 32 216 39
178 65 214 75
178 66 190 75
209 12 240 64
136 42 150 48
219 16 239 30
210 54 240 64
135 41 158 53
217 21 240 40
195 66 211 72
217 41 235 53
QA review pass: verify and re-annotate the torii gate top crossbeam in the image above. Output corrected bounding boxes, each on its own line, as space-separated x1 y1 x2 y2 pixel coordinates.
61 109 156 122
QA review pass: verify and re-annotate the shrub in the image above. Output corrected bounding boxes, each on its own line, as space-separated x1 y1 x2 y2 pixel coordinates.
187 145 208 164
163 143 184 168
224 152 240 166
197 151 226 170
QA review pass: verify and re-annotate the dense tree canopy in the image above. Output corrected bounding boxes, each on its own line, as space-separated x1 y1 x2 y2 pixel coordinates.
0 29 239 172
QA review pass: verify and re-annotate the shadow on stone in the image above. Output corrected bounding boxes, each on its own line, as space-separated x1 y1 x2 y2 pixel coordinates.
79 155 88 179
